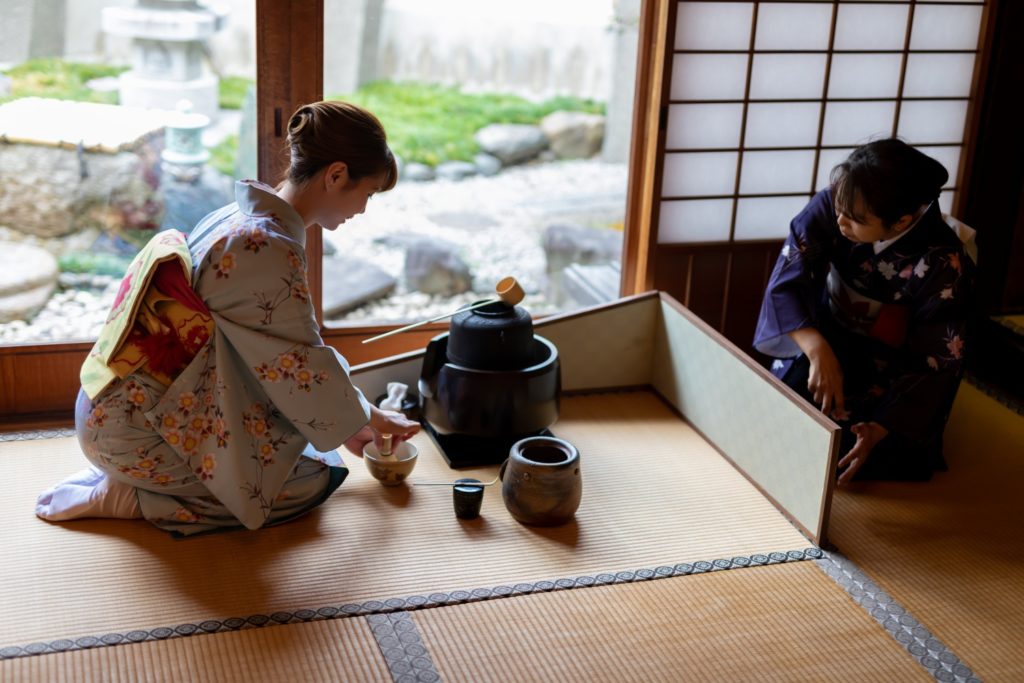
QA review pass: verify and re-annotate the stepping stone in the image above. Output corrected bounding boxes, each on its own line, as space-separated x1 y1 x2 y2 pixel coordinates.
0 242 59 323
322 255 397 318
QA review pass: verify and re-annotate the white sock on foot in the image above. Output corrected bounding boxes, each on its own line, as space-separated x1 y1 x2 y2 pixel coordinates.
36 466 143 521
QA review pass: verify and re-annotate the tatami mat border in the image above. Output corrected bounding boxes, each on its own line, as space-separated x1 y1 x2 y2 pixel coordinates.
0 547 821 660
0 428 76 442
367 612 442 683
815 552 981 683
965 373 1024 416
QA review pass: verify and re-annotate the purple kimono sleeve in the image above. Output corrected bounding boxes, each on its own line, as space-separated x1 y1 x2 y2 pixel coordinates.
754 189 836 358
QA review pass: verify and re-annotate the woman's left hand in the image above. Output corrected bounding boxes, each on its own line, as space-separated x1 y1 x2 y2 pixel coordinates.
343 426 375 456
837 422 888 485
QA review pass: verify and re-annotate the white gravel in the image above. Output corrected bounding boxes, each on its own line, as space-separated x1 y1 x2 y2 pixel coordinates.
1 158 627 344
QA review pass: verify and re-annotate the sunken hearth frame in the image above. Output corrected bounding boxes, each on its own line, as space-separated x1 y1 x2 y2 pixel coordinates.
354 291 840 546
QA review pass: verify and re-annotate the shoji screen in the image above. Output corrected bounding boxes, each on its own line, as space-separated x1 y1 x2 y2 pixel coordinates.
658 0 985 246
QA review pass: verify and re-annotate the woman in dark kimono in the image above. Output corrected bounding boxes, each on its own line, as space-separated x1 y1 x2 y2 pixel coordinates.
755 139 973 484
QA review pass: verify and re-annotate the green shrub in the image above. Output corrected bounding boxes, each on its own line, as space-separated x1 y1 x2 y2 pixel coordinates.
332 81 606 167
0 58 127 105
209 134 239 177
218 76 252 110
58 250 133 277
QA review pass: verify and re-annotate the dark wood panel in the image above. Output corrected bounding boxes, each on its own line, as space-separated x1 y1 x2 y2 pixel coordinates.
651 248 691 306
959 0 1024 314
0 346 85 419
722 244 780 350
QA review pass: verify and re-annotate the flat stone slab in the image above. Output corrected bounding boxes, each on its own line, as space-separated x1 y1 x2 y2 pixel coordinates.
322 254 397 318
0 242 58 323
0 98 171 152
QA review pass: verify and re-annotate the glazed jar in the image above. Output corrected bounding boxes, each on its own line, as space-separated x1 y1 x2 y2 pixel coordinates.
499 436 581 526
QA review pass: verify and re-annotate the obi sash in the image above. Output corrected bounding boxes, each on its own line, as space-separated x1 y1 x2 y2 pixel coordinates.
826 264 909 348
80 230 214 399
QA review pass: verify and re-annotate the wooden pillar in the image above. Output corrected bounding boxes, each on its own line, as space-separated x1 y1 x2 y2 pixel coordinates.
256 0 325 324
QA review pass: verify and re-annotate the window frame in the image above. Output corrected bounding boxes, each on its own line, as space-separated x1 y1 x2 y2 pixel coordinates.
0 0 667 427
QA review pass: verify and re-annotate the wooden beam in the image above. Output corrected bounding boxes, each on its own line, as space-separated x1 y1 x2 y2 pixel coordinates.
621 0 672 296
256 0 325 324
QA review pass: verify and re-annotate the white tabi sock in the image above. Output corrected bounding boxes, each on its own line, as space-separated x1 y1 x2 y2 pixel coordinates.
35 466 143 521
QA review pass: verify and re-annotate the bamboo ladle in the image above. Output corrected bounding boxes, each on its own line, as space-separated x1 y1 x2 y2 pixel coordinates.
362 276 525 344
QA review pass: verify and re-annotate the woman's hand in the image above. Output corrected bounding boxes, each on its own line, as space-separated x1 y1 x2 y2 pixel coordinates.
789 327 847 419
837 422 888 485
368 406 421 449
343 426 375 456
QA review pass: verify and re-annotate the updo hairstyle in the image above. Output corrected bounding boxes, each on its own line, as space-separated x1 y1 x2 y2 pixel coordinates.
284 100 398 191
830 138 948 227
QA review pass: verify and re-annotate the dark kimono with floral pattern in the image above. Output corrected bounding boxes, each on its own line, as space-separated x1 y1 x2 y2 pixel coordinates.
754 188 973 476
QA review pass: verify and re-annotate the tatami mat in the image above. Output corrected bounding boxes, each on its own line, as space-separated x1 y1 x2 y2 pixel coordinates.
0 617 390 683
829 381 1024 682
0 390 808 649
413 562 932 683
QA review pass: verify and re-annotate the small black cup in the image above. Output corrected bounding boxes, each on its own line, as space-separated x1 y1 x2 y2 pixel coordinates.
453 478 484 519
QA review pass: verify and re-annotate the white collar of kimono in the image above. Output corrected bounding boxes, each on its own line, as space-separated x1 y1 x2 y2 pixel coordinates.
235 180 308 246
872 201 933 255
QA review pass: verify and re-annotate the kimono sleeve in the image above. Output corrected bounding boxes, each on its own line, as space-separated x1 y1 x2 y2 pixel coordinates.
753 189 836 357
197 225 371 451
871 247 971 442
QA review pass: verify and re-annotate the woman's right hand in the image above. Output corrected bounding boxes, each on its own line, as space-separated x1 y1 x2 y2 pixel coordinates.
789 328 847 419
368 406 421 448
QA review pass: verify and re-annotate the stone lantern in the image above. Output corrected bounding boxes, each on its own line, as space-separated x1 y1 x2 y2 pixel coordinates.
102 0 228 121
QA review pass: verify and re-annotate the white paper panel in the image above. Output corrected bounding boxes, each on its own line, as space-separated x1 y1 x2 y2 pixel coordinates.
666 104 744 150
903 53 977 98
662 152 739 197
734 196 810 241
897 100 969 144
822 101 896 146
745 103 821 147
827 54 902 99
740 150 816 195
749 55 827 100
658 199 733 243
815 147 855 192
671 54 749 101
938 191 955 217
653 299 838 543
910 5 984 51
917 145 962 188
834 4 909 51
675 2 753 51
754 3 832 51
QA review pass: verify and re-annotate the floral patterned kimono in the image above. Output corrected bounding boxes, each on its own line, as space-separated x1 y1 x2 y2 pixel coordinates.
76 181 371 536
754 188 974 478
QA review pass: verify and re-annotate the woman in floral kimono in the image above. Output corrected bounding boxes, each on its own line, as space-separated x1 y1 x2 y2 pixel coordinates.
754 139 973 484
36 101 419 536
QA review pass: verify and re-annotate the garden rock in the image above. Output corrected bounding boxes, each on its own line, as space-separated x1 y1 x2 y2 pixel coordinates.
404 239 472 296
540 111 605 159
435 161 478 182
542 224 622 306
473 153 502 177
160 166 234 234
542 223 623 273
0 242 59 323
403 163 435 182
322 254 397 317
0 99 168 238
474 124 548 166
